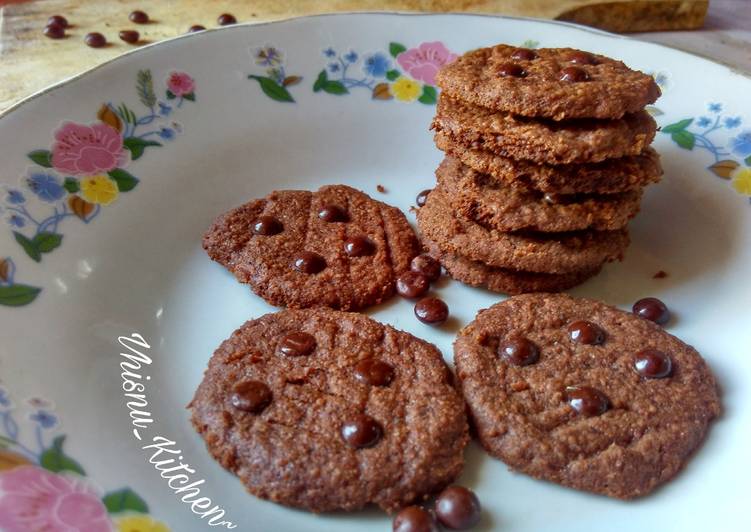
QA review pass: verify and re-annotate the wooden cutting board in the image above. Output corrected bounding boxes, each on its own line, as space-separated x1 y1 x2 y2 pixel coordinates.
0 0 708 113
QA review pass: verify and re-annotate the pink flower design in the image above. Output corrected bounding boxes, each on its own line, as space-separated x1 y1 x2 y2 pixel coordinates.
0 466 113 532
167 72 195 97
396 42 458 86
51 122 130 176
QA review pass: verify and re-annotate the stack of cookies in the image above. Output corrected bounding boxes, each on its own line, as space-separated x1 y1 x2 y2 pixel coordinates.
417 45 663 294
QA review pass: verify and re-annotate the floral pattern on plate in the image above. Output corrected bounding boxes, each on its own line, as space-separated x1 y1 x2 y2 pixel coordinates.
0 257 41 307
248 46 303 102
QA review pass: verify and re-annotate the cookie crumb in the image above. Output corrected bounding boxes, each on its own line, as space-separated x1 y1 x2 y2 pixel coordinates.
653 270 668 279
376 184 386 193
510 381 529 392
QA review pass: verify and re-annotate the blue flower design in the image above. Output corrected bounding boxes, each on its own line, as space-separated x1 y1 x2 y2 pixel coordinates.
6 189 25 205
363 52 391 78
724 116 742 129
708 103 722 113
653 72 669 88
730 131 751 157
30 410 57 429
344 51 358 64
255 47 282 67
0 388 10 408
26 172 64 203
323 47 336 58
158 102 172 116
8 214 25 228
328 62 341 73
158 127 175 140
696 116 711 128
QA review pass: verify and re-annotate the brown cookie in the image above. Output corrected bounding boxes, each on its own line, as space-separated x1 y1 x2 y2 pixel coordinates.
436 156 642 232
454 294 720 499
432 95 656 165
435 131 663 194
435 45 660 120
423 235 601 295
416 187 628 274
190 308 469 513
203 185 419 311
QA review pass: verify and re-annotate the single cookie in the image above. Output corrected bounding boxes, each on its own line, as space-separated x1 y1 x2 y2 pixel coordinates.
190 308 469 513
435 131 663 194
423 235 601 295
416 187 628 274
435 45 660 120
436 156 642 232
454 294 720 499
203 185 419 310
432 96 656 165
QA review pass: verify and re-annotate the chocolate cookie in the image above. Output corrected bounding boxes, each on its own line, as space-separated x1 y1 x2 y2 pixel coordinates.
435 131 662 194
436 156 642 232
423 235 601 295
190 308 469 512
432 96 657 165
203 185 419 310
454 294 720 499
435 45 660 120
416 188 628 274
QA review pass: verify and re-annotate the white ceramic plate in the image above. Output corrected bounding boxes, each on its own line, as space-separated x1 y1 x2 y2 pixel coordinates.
1 13 749 532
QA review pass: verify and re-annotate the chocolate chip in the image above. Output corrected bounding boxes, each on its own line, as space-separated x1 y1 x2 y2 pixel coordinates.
498 63 527 77
230 380 272 413
252 216 283 236
344 236 375 257
129 10 149 24
341 414 382 449
47 15 69 28
634 349 672 379
318 205 348 222
632 297 670 325
84 32 106 48
435 486 482 530
188 25 206 33
560 66 589 82
511 48 537 61
278 332 316 357
393 506 439 532
410 254 441 282
217 13 237 25
414 297 449 325
565 386 609 417
499 337 539 366
416 189 431 207
396 271 430 299
44 24 65 39
119 30 139 44
354 359 394 386
568 321 605 345
293 251 326 273
566 51 598 65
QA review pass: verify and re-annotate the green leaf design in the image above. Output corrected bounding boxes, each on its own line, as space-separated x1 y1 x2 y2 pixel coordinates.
386 69 400 81
166 89 176 100
28 150 53 168
136 69 157 108
0 284 41 307
117 103 137 125
108 169 140 192
40 435 86 475
662 118 693 133
322 80 348 95
103 488 149 514
13 232 41 262
63 177 80 193
33 232 63 253
183 92 196 102
745 155 751 166
418 85 438 105
313 70 328 92
123 137 162 160
248 75 295 103
521 39 539 49
389 42 407 58
671 130 696 150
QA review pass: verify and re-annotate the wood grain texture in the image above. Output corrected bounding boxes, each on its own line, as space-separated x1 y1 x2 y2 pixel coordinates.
0 0 710 112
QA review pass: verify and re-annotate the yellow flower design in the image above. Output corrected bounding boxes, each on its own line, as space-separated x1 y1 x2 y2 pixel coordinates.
731 167 751 196
391 77 421 102
80 175 119 205
115 514 170 532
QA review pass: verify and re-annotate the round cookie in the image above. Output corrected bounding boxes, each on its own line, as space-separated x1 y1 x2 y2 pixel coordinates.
436 156 642 232
454 294 720 499
190 308 469 513
431 96 657 165
203 185 419 310
435 45 660 120
434 131 663 194
416 187 628 274
423 235 601 295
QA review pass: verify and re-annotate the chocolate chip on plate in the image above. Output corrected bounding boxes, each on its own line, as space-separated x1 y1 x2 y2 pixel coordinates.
396 271 430 299
632 297 670 325
634 348 672 379
414 297 449 325
410 254 441 282
435 485 482 530
393 505 439 532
